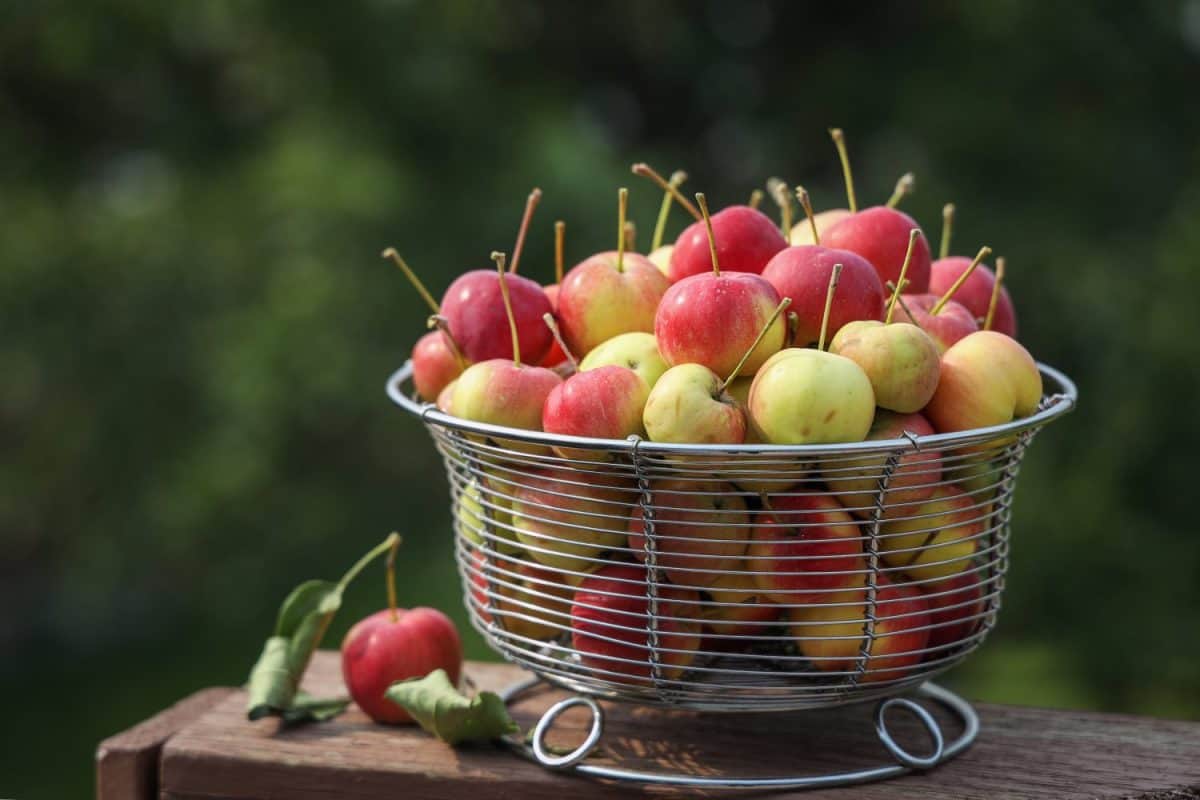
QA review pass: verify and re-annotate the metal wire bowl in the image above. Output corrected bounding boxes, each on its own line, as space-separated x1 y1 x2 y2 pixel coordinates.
387 360 1076 715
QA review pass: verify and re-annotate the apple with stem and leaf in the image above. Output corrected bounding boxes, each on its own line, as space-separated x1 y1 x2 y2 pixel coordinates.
556 187 669 355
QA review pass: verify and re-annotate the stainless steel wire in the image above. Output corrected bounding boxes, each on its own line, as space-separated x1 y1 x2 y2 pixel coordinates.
388 361 1076 713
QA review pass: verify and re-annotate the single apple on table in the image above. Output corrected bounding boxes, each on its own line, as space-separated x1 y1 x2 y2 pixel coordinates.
571 562 703 683
466 549 575 640
626 478 750 589
822 411 942 519
879 484 987 582
789 576 931 683
746 492 865 606
578 331 669 389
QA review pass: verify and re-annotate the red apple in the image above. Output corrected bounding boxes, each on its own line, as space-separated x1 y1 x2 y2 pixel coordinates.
922 569 988 651
542 365 650 459
822 411 943 519
668 204 787 282
891 293 979 353
556 251 669 356
761 246 885 347
452 359 562 454
929 256 1016 337
626 479 749 588
822 208 932 294
789 576 931 682
571 563 702 683
412 330 465 402
440 269 553 364
341 606 463 724
655 271 785 379
746 492 864 605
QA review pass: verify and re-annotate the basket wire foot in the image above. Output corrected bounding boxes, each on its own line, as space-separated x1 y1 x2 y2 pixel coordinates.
499 677 978 791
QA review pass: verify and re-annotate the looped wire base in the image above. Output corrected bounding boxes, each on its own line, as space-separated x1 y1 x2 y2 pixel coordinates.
499 676 978 791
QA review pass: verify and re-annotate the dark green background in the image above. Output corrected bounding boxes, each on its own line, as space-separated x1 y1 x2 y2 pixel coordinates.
4 1 1199 796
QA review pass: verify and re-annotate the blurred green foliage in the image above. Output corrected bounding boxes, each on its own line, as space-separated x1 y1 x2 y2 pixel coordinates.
3 1 1199 796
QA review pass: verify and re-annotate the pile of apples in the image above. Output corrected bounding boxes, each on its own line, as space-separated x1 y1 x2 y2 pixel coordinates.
389 130 1044 686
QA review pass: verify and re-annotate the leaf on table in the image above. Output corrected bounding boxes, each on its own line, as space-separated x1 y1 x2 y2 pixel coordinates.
385 668 519 746
281 691 351 724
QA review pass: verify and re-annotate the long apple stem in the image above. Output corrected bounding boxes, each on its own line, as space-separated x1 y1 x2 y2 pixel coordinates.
888 285 926 333
492 251 521 367
931 245 991 315
623 220 637 252
695 192 720 275
542 313 578 369
886 229 922 324
940 203 955 260
884 279 911 326
720 298 791 390
817 264 844 351
616 187 628 273
748 188 764 210
338 532 401 594
829 128 858 214
508 188 541 275
886 172 915 209
795 186 819 245
554 220 565 285
651 170 687 251
767 177 793 243
633 163 702 221
427 314 468 369
984 257 1006 331
385 533 402 622
382 248 440 314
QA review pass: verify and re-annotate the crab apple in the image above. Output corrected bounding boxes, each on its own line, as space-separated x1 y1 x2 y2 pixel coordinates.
571 563 702 683
761 246 885 348
668 205 787 282
829 320 940 413
579 332 669 389
648 245 673 275
930 256 1016 337
747 492 865 605
822 208 932 294
700 567 781 639
539 285 568 367
880 485 986 582
341 606 463 724
922 570 988 651
556 250 668 356
627 479 750 588
925 331 1043 433
440 269 553 364
822 411 942 519
436 378 457 414
747 348 875 445
467 550 574 640
642 363 746 445
510 468 634 574
789 208 853 246
542 365 649 460
451 359 561 453
891 293 979 353
789 577 931 683
411 331 464 402
457 477 522 555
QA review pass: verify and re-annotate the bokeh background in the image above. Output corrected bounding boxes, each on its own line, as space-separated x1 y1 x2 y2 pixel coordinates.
4 1 1200 795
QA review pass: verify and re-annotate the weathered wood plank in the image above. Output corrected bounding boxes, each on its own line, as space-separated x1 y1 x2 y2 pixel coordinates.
149 652 1200 799
94 686 235 800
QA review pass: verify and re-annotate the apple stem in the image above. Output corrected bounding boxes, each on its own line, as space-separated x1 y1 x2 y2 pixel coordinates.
984 256 1006 331
508 188 542 275
337 531 401 594
633 163 702 221
887 284 926 333
623 220 637 253
748 188 764 210
767 177 793 243
885 229 922 324
385 532 402 622
719 297 791 391
650 169 687 251
931 245 991 315
885 172 915 209
382 248 440 315
542 312 578 369
616 187 628 273
940 203 955 260
829 128 858 214
426 313 468 369
695 192 720 275
795 186 820 245
554 220 565 286
817 263 844 351
491 251 522 367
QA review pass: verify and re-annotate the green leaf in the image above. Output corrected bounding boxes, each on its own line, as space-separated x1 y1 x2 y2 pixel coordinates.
281 692 351 724
385 669 519 746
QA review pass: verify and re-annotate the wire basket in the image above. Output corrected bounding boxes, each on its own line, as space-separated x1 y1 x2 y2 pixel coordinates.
387 361 1076 714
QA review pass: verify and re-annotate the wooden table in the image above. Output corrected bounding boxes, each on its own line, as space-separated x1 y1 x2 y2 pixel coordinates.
96 651 1200 799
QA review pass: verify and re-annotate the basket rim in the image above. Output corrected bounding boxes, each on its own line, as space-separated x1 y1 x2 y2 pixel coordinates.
386 360 1077 455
